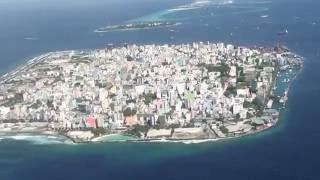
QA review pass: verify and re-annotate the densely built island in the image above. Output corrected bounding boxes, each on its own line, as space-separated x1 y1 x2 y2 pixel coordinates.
0 42 303 143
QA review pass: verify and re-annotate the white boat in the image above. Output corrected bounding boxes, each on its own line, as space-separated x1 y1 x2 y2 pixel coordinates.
277 29 289 36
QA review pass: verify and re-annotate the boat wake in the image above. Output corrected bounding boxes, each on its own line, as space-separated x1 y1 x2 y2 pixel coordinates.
260 14 269 18
23 37 38 41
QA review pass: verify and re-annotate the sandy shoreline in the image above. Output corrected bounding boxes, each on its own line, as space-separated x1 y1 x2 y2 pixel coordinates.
0 125 266 144
0 113 284 144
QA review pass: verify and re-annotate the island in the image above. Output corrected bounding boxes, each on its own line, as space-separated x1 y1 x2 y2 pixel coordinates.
94 21 180 32
0 42 303 143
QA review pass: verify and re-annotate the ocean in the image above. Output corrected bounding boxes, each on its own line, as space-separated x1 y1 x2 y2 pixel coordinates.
1 0 320 179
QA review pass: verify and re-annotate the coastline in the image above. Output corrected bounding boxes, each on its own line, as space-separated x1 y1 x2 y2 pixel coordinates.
0 44 304 145
0 50 73 83
97 114 281 144
0 110 282 144
0 128 75 144
69 65 302 144
94 22 181 33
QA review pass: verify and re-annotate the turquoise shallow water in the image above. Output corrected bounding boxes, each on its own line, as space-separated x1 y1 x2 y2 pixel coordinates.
1 0 320 179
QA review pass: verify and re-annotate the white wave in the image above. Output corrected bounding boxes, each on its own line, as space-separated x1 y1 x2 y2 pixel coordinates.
167 6 201 12
47 135 59 139
222 0 233 5
134 138 222 144
0 134 73 145
181 139 220 144
2 135 36 140
167 0 214 13
193 0 210 5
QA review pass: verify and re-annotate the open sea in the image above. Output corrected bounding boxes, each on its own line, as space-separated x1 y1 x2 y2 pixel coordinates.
1 0 320 179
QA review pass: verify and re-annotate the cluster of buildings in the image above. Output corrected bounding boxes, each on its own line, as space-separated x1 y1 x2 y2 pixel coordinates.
0 42 303 139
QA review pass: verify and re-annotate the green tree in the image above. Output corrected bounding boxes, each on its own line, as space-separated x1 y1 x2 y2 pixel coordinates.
126 125 149 137
123 108 137 117
219 126 229 134
143 93 157 105
224 86 237 97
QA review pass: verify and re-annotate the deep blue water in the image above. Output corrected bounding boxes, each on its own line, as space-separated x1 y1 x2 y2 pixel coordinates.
1 0 320 179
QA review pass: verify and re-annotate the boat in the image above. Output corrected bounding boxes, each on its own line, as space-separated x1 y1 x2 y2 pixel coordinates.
277 29 289 36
